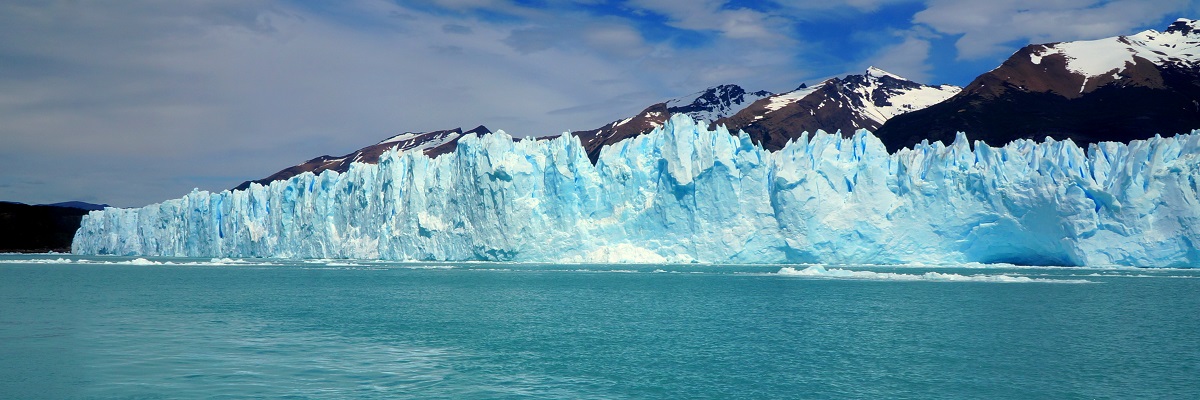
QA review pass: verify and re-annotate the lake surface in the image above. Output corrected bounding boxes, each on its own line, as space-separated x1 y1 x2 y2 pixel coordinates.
1 254 1197 399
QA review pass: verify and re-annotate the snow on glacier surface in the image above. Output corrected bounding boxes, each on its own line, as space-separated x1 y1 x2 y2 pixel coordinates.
73 115 1200 267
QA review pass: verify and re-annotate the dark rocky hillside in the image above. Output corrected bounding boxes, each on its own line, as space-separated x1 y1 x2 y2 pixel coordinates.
0 202 95 252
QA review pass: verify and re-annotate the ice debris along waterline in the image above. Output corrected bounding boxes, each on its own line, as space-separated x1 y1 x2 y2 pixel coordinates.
74 114 1200 267
775 266 1091 283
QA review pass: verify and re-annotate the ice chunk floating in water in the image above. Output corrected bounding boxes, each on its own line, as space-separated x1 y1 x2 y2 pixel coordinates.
73 115 1200 267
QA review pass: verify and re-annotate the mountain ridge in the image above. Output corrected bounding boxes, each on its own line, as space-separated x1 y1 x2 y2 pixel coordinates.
876 18 1200 152
713 67 961 151
233 125 492 191
1 201 93 252
566 84 772 162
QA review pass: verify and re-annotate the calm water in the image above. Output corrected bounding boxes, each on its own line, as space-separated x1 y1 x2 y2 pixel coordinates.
1 255 1198 399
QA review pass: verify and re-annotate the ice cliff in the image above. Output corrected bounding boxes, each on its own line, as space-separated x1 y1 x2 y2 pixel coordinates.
73 115 1200 267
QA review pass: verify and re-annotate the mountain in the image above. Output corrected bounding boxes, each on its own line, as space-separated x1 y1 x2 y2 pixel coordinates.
570 84 771 162
74 115 1200 267
233 125 491 190
235 69 956 187
235 84 775 186
877 18 1200 152
714 67 961 151
1 201 93 252
569 70 958 162
42 201 109 211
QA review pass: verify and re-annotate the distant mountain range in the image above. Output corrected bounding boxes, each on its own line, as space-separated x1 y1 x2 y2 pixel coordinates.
236 18 1200 190
571 69 961 161
236 68 959 186
569 84 772 162
233 126 492 190
42 201 109 211
714 67 960 152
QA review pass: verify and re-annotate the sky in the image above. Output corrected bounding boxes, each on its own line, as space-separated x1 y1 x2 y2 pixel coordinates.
2 0 1197 207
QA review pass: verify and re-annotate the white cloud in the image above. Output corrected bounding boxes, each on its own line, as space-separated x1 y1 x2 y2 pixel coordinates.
626 0 794 42
915 0 1195 59
842 0 914 12
583 24 653 58
863 33 934 82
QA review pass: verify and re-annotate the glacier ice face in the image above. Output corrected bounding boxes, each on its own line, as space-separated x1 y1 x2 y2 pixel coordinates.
73 115 1200 267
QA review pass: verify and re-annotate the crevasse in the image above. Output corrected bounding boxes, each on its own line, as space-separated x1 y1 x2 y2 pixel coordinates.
73 115 1200 267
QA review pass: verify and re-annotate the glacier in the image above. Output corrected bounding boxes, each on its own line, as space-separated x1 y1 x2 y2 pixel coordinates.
73 114 1200 267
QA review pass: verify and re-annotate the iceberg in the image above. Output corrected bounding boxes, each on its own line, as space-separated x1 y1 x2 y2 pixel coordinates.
73 115 1200 267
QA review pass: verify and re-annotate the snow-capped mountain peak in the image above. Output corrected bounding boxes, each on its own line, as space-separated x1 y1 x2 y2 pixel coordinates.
876 18 1200 153
1167 17 1198 35
567 83 771 162
664 84 772 123
844 68 962 126
762 83 822 113
711 69 960 151
864 66 903 80
1028 18 1199 80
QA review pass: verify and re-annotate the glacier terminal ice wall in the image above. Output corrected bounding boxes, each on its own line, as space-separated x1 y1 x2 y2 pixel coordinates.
73 115 1200 267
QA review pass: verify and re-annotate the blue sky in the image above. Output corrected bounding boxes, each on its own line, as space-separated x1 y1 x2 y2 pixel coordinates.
1 0 1196 207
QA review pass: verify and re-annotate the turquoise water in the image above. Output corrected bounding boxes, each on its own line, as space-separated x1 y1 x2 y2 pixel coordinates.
1 255 1198 399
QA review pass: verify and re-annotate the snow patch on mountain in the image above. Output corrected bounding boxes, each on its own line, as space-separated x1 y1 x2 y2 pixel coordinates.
865 66 903 80
1029 18 1200 77
376 130 462 154
379 132 423 145
665 84 771 123
850 67 961 126
764 85 821 113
